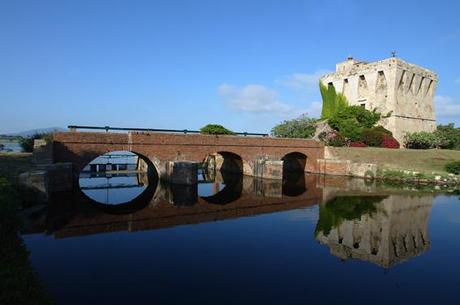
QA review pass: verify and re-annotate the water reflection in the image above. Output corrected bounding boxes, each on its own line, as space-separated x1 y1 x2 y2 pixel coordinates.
79 172 149 205
21 174 460 305
77 151 158 214
28 173 439 269
315 194 432 268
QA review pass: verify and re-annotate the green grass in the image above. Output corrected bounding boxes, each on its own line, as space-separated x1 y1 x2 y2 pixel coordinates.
328 147 460 174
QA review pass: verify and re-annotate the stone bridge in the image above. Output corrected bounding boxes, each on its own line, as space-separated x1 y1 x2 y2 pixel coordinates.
53 131 325 182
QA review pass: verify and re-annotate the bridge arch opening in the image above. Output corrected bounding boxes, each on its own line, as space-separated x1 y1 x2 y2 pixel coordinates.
282 152 307 174
282 152 307 196
78 150 158 212
202 151 243 176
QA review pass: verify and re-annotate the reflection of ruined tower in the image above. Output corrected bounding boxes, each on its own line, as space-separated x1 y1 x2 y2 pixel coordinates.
320 57 437 144
316 195 433 268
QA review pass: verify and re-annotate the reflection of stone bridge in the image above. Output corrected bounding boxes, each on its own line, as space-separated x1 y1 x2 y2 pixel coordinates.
53 131 324 181
26 175 323 238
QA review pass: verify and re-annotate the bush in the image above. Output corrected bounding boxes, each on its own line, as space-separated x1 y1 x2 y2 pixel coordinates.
329 134 348 147
328 106 382 141
271 114 316 138
362 128 385 147
372 125 392 136
319 131 347 147
445 161 460 175
350 141 367 147
200 124 234 135
404 126 456 150
404 132 437 149
435 123 460 150
381 134 400 149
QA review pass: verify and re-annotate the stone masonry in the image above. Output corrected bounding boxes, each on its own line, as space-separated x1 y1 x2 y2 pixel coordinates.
320 57 437 144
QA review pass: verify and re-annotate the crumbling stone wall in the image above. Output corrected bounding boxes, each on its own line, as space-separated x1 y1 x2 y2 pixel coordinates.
320 57 437 144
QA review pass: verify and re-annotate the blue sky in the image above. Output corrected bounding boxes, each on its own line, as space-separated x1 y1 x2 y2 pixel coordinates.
1 0 460 134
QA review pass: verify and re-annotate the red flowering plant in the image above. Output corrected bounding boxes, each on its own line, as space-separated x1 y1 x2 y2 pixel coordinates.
381 134 400 149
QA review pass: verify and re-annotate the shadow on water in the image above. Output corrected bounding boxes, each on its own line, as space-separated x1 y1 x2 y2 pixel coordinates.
199 170 243 205
282 172 306 197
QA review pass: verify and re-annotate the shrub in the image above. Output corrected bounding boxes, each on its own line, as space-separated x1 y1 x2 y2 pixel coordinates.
328 133 348 147
350 141 367 147
200 124 234 135
381 134 400 149
404 132 436 149
318 130 347 147
445 161 460 175
362 128 385 147
435 123 460 150
372 125 392 136
404 127 455 150
328 106 382 141
271 114 316 138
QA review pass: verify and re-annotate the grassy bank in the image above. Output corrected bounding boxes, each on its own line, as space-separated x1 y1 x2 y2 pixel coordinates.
328 147 460 174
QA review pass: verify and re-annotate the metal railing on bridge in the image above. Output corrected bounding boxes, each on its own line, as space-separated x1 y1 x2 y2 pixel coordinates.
67 125 269 137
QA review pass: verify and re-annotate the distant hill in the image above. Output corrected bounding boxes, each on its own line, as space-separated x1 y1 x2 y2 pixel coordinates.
4 127 66 138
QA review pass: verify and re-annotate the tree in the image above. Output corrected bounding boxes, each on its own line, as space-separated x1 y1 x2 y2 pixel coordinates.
200 124 234 135
271 114 316 139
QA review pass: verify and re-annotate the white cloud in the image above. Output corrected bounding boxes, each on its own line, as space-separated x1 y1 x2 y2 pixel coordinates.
277 70 331 92
218 83 295 115
434 95 460 117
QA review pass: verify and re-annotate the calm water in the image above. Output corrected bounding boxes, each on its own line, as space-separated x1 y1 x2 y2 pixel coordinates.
0 140 22 152
21 172 460 305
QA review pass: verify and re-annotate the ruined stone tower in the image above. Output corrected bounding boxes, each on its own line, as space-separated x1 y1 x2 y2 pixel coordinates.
320 57 437 143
